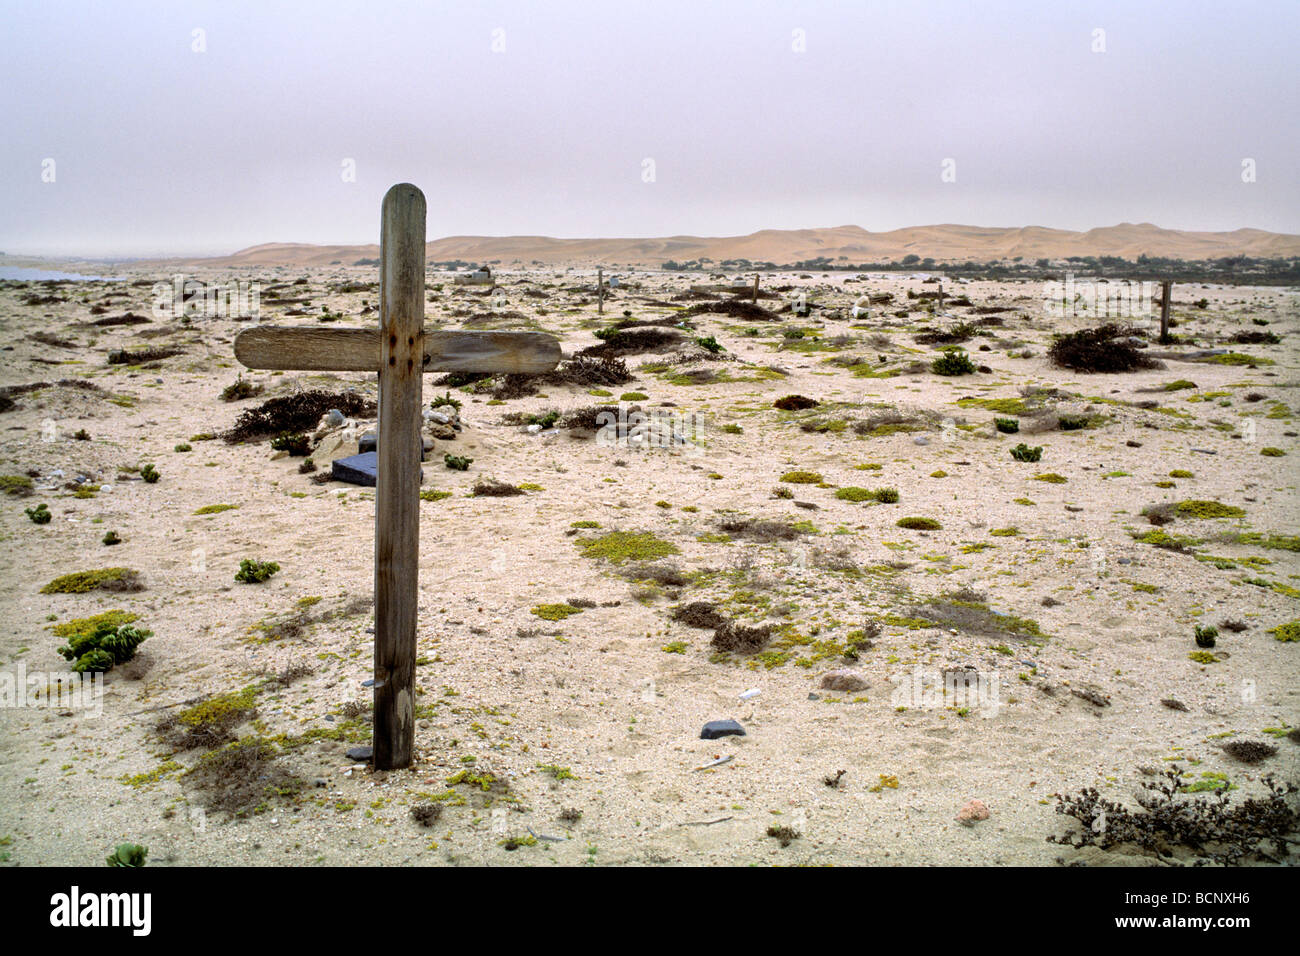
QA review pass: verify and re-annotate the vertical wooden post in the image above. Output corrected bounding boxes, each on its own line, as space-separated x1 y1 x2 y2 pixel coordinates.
937 282 944 312
597 267 604 314
752 273 759 304
374 183 425 770
1159 279 1172 344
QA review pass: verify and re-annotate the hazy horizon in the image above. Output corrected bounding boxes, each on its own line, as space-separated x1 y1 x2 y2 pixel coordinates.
2 0 1297 257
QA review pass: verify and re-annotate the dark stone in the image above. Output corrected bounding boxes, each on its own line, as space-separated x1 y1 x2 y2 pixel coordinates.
700 719 745 740
333 451 378 486
346 745 373 762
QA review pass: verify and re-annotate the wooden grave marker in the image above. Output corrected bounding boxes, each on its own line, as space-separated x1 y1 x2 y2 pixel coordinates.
233 183 560 769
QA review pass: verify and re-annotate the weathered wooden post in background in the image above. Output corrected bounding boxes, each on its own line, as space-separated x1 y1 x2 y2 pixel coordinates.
233 183 560 770
752 273 759 304
597 266 604 314
1159 279 1173 344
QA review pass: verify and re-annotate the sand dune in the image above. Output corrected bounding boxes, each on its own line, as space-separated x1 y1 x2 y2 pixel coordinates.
170 222 1300 270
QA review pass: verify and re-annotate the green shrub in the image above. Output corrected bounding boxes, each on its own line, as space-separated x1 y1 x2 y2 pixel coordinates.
140 463 160 483
872 487 900 503
220 375 262 402
780 470 823 484
102 531 121 546
444 454 473 471
57 617 149 673
1194 624 1217 649
1010 443 1042 462
235 559 280 584
994 417 1019 434
270 432 311 456
694 336 724 354
25 503 51 524
525 410 560 429
1260 447 1285 457
174 443 192 453
430 391 462 411
106 844 148 867
931 348 976 376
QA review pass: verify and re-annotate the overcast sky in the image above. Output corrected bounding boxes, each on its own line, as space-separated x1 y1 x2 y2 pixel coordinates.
2 0 1297 256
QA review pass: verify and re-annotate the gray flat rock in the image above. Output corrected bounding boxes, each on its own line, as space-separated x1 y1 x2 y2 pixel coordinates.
700 719 745 740
332 451 378 486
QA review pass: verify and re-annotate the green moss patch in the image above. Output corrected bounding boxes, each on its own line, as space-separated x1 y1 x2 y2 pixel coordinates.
909 592 1047 642
1230 532 1299 552
1176 500 1245 519
51 610 139 641
896 517 941 531
1270 622 1300 643
532 603 584 621
955 397 1030 415
577 530 679 564
0 475 35 497
834 487 877 502
194 503 238 515
40 567 143 594
1194 352 1273 366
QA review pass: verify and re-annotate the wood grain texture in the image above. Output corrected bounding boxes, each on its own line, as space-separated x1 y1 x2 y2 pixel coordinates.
373 183 425 771
234 326 560 373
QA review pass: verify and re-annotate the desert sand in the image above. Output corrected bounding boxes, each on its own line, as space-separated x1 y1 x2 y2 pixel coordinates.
150 222 1300 271
0 265 1296 866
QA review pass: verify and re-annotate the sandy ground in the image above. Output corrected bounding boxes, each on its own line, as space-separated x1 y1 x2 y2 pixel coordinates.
0 267 1297 866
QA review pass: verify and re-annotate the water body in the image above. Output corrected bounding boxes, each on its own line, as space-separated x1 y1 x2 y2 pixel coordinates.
0 266 123 282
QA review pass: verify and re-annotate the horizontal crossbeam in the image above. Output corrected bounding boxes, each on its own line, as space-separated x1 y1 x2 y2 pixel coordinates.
234 326 561 374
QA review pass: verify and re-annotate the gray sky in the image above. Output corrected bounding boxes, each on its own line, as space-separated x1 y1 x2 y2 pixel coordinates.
2 0 1297 256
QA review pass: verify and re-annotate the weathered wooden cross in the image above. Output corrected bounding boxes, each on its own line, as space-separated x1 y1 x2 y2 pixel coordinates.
232 183 560 769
